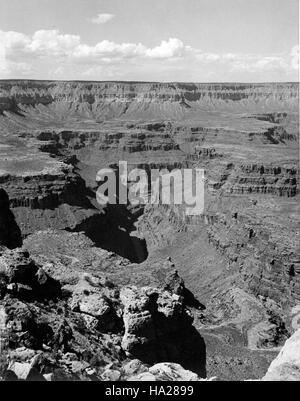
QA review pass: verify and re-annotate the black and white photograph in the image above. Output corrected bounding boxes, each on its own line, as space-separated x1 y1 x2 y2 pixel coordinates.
0 0 299 387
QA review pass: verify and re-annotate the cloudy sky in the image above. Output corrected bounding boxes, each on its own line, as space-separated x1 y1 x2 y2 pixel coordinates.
0 0 298 82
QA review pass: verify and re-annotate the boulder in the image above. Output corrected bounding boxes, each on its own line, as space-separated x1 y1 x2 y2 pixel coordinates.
66 274 122 333
123 359 148 376
126 362 208 381
262 328 300 381
7 361 44 381
0 249 37 286
101 369 122 381
120 285 206 375
0 248 61 299
149 363 200 381
7 362 32 381
128 372 157 381
163 270 185 296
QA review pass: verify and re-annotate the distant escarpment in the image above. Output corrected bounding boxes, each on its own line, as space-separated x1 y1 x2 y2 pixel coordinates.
226 164 299 197
36 129 180 154
0 81 298 119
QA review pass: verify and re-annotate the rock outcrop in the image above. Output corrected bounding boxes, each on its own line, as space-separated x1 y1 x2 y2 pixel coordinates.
120 285 205 374
123 361 210 381
0 248 61 300
0 247 205 381
262 329 300 381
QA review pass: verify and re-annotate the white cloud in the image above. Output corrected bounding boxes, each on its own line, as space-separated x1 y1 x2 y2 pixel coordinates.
73 40 147 59
0 42 7 73
29 30 80 56
0 31 32 76
0 30 191 62
146 38 188 59
91 13 115 24
0 30 30 50
229 54 292 74
0 29 298 81
291 45 299 70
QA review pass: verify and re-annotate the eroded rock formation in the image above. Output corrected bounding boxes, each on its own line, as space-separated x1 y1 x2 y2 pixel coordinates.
120 285 205 374
0 246 205 381
262 329 300 381
0 80 299 381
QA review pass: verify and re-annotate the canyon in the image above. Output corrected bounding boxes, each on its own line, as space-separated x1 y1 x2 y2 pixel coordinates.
0 80 299 381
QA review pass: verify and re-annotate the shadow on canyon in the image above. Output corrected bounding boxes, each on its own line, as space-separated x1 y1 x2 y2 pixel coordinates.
70 203 149 263
183 288 206 310
0 188 22 249
137 327 207 378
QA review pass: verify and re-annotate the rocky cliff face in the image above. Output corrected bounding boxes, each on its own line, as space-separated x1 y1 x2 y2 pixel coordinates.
0 189 22 249
262 329 300 381
0 81 298 116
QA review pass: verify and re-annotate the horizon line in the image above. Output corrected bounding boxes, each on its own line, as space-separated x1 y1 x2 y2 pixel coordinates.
0 78 299 85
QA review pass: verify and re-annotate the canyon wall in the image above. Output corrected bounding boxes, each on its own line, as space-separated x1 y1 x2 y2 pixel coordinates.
0 81 299 378
0 81 298 119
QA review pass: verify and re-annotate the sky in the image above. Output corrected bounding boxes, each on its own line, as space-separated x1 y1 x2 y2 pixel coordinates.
0 0 299 82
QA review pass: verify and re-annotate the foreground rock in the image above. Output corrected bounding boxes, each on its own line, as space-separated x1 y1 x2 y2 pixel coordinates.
0 247 205 381
128 363 202 381
100 360 209 381
121 286 206 375
262 329 300 381
0 248 61 300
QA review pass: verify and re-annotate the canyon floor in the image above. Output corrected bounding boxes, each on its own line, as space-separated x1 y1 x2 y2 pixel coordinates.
0 81 299 381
